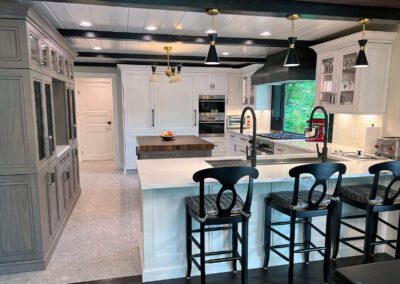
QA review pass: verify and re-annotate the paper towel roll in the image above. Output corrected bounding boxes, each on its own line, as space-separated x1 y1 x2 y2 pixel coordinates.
364 126 381 153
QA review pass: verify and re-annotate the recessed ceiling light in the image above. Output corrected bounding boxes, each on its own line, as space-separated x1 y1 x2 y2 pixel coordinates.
79 21 92 27
260 31 272 36
92 46 102 50
222 52 230 56
145 25 158 31
175 24 183 30
205 29 217 34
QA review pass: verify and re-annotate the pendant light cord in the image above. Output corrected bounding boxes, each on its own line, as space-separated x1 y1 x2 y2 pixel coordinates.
362 23 366 39
167 49 170 68
212 14 215 32
291 19 295 37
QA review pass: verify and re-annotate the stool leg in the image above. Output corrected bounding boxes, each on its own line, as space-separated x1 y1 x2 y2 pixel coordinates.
332 201 343 260
288 212 296 284
263 201 272 269
363 207 374 264
395 212 400 259
185 207 192 279
232 223 238 273
370 212 379 256
241 219 249 284
303 217 312 264
200 223 206 284
324 207 333 283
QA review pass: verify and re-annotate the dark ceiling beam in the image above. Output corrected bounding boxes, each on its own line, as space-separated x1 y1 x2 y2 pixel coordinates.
27 0 400 23
77 52 267 63
60 29 319 47
74 61 250 69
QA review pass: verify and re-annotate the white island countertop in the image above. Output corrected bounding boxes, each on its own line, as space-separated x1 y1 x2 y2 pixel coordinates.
137 154 387 190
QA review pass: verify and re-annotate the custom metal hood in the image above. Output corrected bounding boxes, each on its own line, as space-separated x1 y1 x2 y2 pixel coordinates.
251 47 316 85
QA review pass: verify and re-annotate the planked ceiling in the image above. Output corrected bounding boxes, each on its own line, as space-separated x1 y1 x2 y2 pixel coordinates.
28 1 369 64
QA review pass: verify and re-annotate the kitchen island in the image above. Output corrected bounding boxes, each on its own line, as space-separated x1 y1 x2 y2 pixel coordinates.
137 154 395 282
136 135 214 159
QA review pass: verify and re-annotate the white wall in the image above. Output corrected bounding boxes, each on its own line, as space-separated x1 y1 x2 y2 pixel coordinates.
74 66 124 169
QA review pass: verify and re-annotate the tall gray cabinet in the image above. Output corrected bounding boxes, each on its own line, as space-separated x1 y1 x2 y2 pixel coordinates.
0 2 80 274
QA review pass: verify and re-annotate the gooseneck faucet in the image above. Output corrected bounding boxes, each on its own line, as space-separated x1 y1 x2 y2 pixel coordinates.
305 106 329 162
240 106 257 167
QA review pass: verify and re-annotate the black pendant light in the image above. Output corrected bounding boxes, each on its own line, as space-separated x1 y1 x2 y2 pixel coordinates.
354 18 370 68
205 8 220 65
284 14 300 67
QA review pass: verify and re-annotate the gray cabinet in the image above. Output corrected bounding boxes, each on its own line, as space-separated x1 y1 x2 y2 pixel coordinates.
0 2 78 275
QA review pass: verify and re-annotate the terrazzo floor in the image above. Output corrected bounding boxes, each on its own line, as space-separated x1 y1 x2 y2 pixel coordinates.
0 161 141 284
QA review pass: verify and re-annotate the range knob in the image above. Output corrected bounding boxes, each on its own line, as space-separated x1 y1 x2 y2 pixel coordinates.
388 146 395 152
374 144 379 149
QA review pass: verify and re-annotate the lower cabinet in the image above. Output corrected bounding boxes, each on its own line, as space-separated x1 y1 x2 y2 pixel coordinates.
71 147 80 196
0 147 80 275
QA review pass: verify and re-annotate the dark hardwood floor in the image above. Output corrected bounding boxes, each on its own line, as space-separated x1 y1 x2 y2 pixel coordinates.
71 253 393 284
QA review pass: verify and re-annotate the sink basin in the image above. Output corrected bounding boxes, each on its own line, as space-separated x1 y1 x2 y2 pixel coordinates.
206 157 345 167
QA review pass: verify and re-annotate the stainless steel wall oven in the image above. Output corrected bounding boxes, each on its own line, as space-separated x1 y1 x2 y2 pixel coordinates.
198 95 225 137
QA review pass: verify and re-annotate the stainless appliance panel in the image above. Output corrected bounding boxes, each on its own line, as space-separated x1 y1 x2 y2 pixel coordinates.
376 137 400 159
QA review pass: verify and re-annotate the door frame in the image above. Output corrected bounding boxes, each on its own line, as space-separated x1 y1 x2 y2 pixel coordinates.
75 76 120 168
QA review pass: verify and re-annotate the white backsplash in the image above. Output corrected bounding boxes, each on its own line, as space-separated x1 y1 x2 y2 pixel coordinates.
332 114 383 150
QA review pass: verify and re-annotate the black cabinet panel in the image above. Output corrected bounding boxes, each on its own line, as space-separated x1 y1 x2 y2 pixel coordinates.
34 81 45 160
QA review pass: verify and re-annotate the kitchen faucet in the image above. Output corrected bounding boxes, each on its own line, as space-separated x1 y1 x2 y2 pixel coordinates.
305 106 329 162
240 106 257 167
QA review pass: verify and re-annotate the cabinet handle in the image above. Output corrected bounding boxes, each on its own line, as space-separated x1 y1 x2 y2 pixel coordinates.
66 170 70 180
194 110 197 126
136 146 140 159
239 149 246 153
151 109 155 127
47 171 55 185
213 83 215 90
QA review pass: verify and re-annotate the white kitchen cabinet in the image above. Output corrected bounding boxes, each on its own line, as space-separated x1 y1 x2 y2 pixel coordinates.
226 131 251 157
196 73 227 94
312 31 396 114
227 73 242 107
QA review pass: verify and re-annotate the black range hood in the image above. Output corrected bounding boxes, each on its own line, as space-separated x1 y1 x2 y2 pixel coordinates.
251 47 316 85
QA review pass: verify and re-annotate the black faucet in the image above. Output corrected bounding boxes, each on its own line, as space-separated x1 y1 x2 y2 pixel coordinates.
240 106 257 167
305 106 329 163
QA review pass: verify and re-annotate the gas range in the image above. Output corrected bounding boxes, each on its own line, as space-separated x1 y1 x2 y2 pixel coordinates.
255 132 306 154
256 132 306 140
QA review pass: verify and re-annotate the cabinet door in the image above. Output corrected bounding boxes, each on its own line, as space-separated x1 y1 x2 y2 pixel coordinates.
227 73 241 106
64 166 72 209
337 47 359 112
72 148 80 194
45 168 60 236
155 74 197 134
43 79 55 158
28 28 41 69
212 73 227 93
196 73 212 93
315 52 339 109
33 78 46 162
123 72 154 132
39 39 50 72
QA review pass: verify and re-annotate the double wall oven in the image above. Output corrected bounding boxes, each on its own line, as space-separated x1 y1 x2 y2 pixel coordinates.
198 95 225 137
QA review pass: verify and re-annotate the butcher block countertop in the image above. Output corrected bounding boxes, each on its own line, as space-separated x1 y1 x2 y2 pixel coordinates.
136 135 214 152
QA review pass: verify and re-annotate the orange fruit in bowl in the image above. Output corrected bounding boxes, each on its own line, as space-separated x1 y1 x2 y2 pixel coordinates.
161 130 175 137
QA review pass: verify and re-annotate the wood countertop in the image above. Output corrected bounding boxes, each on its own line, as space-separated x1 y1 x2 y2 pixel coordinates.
136 135 214 152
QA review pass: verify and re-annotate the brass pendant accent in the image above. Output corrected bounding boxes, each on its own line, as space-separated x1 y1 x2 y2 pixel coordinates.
358 18 371 25
164 46 172 53
206 8 220 16
286 14 300 21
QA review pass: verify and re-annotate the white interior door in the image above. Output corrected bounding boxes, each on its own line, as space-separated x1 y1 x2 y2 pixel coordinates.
76 78 114 161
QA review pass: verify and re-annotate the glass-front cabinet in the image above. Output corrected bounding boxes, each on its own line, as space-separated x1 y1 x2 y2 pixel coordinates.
317 53 337 107
338 49 357 107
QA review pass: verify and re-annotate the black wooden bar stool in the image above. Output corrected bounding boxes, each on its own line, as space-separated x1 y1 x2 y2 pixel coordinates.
332 160 400 263
263 163 347 284
185 166 259 284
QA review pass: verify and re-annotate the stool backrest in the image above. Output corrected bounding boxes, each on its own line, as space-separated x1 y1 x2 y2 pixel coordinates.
193 166 259 218
369 161 400 205
289 163 347 210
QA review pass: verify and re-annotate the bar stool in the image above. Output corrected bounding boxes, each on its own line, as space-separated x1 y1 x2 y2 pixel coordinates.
263 163 347 284
332 160 400 263
185 166 259 284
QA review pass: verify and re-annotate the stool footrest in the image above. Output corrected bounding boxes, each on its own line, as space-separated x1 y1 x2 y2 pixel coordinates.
376 235 397 250
270 247 290 262
189 235 201 249
192 226 233 233
190 255 201 271
271 220 306 226
341 236 364 242
295 246 326 254
206 256 241 264
341 214 365 220
370 239 397 246
378 218 398 231
341 220 365 235
193 250 235 258
271 242 304 249
270 227 290 241
309 223 326 237
308 241 325 257
340 239 364 254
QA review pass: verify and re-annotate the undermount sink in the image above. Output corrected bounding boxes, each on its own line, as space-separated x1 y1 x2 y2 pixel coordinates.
206 156 345 167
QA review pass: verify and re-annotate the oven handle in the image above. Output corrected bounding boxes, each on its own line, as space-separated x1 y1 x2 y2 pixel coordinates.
198 121 225 124
199 99 225 103
194 109 197 126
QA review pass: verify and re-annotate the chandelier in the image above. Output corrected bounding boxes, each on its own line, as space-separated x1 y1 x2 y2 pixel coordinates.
149 46 182 83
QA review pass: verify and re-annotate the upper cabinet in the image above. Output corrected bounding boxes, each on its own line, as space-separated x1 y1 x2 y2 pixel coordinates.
196 73 227 94
312 31 396 114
